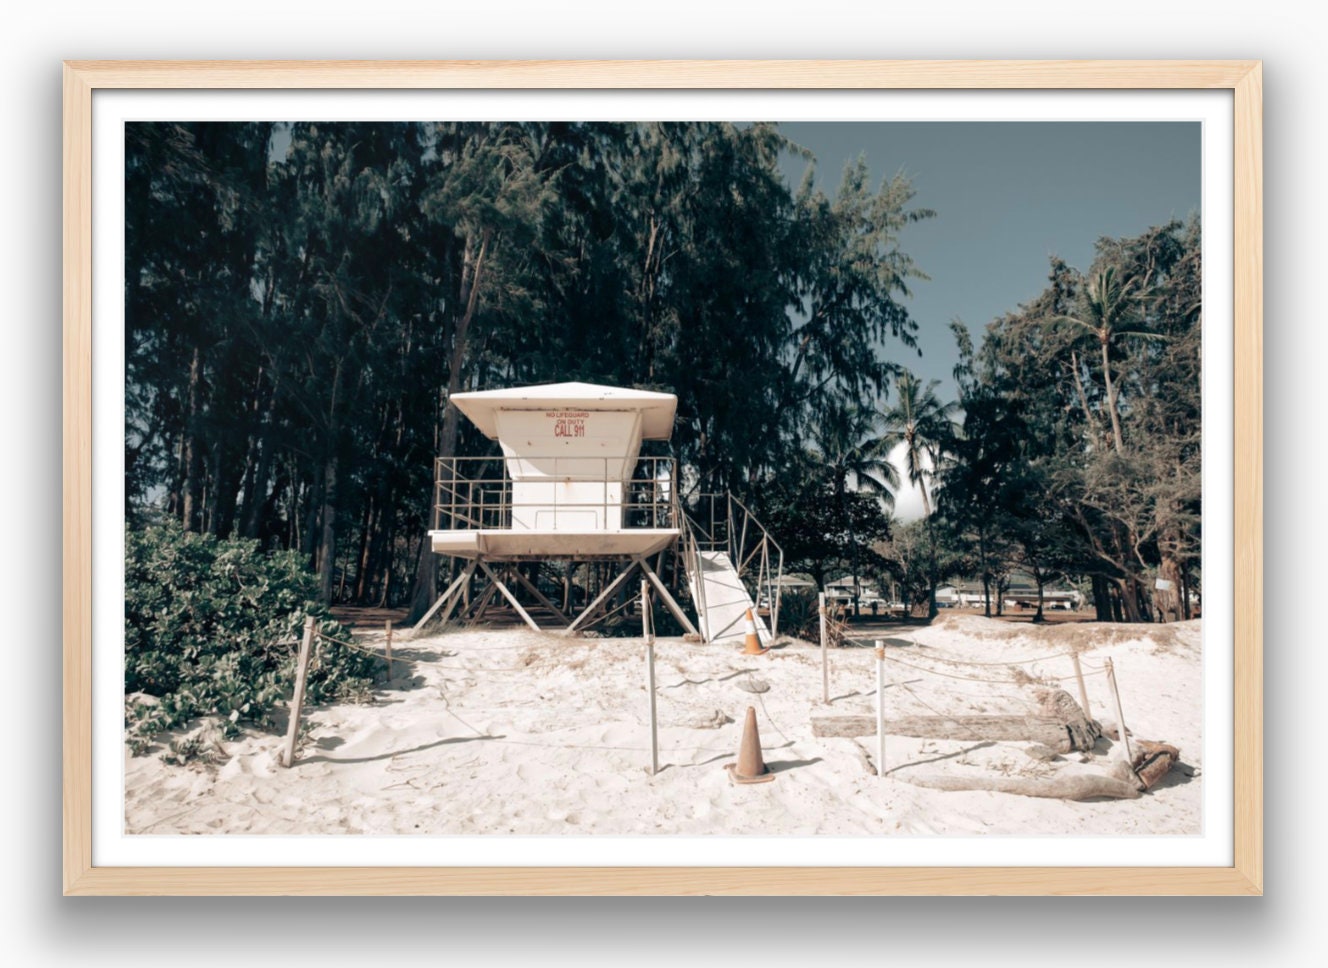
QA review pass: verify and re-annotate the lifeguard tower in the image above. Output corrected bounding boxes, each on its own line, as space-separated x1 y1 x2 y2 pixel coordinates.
412 381 785 645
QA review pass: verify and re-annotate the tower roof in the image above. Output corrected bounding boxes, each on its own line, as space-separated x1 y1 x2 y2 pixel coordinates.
450 382 678 440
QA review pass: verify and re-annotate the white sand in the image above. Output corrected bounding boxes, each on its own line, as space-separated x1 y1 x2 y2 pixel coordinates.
124 614 1201 836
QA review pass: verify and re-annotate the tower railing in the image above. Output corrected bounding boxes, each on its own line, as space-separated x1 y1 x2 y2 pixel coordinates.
432 455 678 532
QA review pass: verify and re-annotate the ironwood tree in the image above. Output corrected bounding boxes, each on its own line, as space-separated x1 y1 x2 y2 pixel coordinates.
124 121 932 614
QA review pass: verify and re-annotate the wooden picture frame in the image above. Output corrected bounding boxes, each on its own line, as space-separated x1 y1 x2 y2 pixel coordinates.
63 59 1262 895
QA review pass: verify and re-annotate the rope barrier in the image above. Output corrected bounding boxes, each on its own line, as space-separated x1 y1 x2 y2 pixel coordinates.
422 642 548 652
876 651 1034 684
440 697 491 739
293 610 1113 777
893 679 1023 739
1042 667 1109 683
921 649 1079 667
435 663 532 674
314 630 391 660
901 680 1036 705
845 637 1079 668
749 672 795 746
438 699 751 758
876 650 1111 687
313 629 373 651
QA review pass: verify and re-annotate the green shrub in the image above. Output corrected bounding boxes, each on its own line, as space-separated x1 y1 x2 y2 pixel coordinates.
125 523 378 752
774 588 820 642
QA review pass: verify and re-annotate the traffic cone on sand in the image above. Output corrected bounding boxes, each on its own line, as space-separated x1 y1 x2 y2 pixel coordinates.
740 608 768 655
725 706 775 784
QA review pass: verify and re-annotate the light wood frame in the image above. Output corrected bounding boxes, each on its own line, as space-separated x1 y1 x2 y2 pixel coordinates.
63 59 1262 896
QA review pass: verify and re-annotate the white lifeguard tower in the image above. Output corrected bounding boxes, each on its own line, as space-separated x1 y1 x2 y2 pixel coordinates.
413 381 784 644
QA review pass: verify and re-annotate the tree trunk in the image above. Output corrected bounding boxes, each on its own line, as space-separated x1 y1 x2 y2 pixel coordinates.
1158 554 1183 623
318 455 338 605
377 526 397 608
241 376 280 540
921 481 939 620
841 484 862 619
1091 574 1112 622
407 228 492 624
1068 348 1101 443
364 496 391 604
352 498 373 603
302 473 322 562
1117 576 1144 623
1101 335 1125 454
209 437 245 540
1180 564 1193 620
181 346 204 532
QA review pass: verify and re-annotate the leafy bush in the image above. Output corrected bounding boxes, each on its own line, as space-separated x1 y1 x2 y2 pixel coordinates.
125 523 378 752
774 588 821 642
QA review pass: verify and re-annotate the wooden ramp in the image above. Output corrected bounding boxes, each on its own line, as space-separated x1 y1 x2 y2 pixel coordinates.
690 550 771 645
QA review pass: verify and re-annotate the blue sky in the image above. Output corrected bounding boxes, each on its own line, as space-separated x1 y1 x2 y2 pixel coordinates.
777 121 1200 517
778 121 1201 399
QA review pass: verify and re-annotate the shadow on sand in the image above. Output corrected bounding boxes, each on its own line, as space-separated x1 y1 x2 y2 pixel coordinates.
297 733 506 766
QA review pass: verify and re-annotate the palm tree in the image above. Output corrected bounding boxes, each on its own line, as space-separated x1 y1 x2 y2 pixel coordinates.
810 401 899 615
878 370 956 517
878 370 957 617
1055 266 1167 455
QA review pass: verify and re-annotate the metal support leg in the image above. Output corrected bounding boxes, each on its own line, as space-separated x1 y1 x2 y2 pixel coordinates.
411 559 478 635
510 565 571 623
639 556 701 639
477 560 544 633
462 580 500 624
565 560 641 634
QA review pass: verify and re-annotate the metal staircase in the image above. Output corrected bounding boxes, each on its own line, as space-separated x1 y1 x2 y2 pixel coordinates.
679 493 784 645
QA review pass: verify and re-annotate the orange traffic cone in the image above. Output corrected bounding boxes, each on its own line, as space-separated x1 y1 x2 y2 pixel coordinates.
740 608 768 655
725 706 775 784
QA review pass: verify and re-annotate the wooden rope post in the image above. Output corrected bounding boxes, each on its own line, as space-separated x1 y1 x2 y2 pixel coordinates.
384 619 394 681
819 592 829 704
1070 651 1091 719
1104 657 1133 763
281 615 316 768
875 640 886 778
642 580 658 776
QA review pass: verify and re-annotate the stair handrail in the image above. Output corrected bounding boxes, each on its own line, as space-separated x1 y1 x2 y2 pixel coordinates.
678 511 711 642
678 490 785 641
725 492 785 638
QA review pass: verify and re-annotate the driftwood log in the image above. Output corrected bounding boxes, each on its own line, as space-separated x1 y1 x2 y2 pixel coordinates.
899 742 1182 802
901 771 1142 801
811 688 1102 753
1131 740 1181 789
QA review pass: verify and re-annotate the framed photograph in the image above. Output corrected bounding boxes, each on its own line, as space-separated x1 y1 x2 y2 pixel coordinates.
64 60 1262 895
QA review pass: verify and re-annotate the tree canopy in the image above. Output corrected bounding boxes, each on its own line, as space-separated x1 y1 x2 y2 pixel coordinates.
125 121 932 613
937 219 1202 622
125 121 1200 625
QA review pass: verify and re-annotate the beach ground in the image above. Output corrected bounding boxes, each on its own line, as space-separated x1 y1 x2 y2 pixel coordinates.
125 611 1202 838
